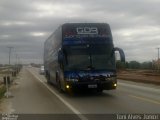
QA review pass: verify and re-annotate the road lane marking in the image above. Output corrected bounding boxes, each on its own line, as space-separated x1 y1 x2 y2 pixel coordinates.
27 69 88 120
129 95 160 105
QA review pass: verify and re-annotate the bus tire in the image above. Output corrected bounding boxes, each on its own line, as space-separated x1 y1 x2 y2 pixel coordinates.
58 81 63 93
47 73 51 84
56 73 63 93
45 71 48 78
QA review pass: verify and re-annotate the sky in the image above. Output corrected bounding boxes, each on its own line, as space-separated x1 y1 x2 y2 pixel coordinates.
0 0 160 64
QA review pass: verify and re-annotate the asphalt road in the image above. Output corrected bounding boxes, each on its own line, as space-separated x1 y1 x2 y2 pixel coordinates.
1 66 160 119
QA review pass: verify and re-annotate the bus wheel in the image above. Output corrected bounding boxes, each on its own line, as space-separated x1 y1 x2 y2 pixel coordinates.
56 74 63 93
47 73 51 84
57 81 63 93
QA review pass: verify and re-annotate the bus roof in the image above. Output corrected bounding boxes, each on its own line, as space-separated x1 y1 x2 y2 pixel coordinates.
62 23 110 27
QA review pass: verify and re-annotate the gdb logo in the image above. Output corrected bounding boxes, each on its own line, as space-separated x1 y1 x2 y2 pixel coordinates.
76 27 98 34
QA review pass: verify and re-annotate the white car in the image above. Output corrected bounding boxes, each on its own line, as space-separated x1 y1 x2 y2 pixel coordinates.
39 66 45 75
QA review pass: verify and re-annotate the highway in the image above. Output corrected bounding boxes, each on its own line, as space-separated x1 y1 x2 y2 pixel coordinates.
1 66 160 119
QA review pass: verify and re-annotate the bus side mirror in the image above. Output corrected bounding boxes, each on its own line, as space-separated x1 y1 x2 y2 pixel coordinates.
114 47 125 62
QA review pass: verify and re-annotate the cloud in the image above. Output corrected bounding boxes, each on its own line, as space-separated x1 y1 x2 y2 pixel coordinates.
0 0 160 64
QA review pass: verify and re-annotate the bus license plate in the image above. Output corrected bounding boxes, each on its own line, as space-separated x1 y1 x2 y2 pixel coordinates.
88 84 97 88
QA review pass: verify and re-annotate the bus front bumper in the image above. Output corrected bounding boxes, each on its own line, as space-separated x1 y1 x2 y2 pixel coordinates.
65 80 117 91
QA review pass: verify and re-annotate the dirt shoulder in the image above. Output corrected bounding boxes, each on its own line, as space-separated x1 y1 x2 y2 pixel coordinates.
117 69 160 85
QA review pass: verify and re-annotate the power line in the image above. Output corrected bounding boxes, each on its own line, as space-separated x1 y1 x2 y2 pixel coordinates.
7 46 14 65
5 46 14 98
156 47 160 72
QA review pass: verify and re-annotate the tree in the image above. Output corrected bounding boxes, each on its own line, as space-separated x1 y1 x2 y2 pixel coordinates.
140 62 152 69
116 60 126 70
128 61 140 69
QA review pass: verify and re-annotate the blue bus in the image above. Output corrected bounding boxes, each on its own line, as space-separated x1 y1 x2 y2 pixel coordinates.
44 23 125 94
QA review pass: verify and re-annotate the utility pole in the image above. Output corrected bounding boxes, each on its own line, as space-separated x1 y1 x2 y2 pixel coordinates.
156 48 160 72
8 46 13 67
5 46 13 98
157 48 160 60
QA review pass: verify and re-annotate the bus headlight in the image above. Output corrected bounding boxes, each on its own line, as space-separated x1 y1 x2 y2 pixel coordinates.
66 85 70 89
113 83 117 87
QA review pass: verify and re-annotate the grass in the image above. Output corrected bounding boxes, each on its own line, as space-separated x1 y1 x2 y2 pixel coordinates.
0 67 18 99
0 85 6 99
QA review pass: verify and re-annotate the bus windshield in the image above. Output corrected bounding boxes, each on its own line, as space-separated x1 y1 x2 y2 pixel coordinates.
63 43 115 71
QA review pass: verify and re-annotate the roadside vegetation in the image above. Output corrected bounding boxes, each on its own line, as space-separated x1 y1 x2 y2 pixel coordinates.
0 64 22 99
117 60 153 70
116 60 160 85
0 85 6 99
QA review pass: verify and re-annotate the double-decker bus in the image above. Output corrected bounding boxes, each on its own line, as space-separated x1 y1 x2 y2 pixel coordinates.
44 23 125 94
